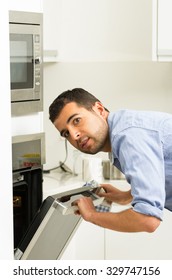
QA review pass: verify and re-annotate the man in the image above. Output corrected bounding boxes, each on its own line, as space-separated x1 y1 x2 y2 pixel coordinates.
49 88 172 233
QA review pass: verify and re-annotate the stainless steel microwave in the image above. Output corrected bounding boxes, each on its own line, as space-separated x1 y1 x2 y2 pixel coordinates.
9 11 43 116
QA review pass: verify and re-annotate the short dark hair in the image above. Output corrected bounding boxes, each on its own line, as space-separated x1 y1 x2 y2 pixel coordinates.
49 88 106 123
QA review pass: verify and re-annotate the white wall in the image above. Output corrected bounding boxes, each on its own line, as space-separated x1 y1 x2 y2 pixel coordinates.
43 1 172 170
44 61 172 170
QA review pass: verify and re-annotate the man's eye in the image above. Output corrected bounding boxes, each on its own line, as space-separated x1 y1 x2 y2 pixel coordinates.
73 118 80 125
63 131 69 138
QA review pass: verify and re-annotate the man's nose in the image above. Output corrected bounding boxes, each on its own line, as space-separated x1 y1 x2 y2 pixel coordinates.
71 129 80 140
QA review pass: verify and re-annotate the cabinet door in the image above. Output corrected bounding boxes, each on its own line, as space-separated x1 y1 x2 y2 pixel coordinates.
42 0 61 62
105 208 172 260
61 220 105 260
153 0 172 61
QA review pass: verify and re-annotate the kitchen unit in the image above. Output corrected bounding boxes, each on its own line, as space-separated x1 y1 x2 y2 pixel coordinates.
9 10 45 256
8 2 45 258
9 10 43 116
1 0 172 260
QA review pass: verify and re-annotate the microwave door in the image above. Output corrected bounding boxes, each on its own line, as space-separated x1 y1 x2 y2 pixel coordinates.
10 24 41 102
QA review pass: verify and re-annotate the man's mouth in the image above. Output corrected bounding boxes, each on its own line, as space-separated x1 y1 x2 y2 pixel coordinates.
79 137 90 150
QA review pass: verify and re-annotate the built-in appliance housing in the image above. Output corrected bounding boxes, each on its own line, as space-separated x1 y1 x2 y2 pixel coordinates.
9 10 43 116
12 133 45 250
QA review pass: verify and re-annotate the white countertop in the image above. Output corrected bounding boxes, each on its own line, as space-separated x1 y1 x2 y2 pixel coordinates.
43 170 85 199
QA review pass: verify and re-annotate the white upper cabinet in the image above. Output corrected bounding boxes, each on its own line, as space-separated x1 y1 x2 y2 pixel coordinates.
43 0 152 62
42 0 61 62
153 0 172 61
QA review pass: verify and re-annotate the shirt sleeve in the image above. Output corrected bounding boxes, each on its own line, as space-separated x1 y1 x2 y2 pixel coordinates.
112 127 165 220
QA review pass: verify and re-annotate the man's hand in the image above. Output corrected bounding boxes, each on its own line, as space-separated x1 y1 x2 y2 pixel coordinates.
72 196 96 221
98 184 132 205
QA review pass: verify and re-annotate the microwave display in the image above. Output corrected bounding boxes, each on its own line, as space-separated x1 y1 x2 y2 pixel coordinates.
9 11 43 116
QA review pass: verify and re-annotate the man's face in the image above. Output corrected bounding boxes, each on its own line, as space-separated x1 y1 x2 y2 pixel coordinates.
53 102 110 154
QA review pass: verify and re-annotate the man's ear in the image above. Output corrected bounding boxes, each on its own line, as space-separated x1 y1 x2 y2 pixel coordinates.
92 101 107 118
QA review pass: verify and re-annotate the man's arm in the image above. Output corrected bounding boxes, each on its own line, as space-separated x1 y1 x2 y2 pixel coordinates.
74 197 161 233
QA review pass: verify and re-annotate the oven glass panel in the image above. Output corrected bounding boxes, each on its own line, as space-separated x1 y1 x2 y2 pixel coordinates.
12 139 41 171
10 34 33 90
13 181 29 249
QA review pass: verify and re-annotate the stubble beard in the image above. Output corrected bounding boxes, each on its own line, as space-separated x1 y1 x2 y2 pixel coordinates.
82 124 108 155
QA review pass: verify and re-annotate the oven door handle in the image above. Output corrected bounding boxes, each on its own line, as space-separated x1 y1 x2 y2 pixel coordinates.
54 193 104 215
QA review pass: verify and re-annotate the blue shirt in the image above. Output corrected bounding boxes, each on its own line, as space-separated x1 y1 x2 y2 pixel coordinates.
108 110 172 220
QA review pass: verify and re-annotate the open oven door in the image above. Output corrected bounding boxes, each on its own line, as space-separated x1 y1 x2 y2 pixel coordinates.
14 182 104 260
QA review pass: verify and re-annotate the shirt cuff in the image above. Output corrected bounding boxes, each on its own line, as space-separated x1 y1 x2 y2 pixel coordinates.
132 202 163 221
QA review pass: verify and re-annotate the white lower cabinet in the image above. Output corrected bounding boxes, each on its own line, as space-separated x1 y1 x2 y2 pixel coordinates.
61 208 172 260
60 220 105 260
105 208 172 260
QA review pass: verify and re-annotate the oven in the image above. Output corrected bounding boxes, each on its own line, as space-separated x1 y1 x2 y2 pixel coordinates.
12 133 45 250
9 10 43 116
